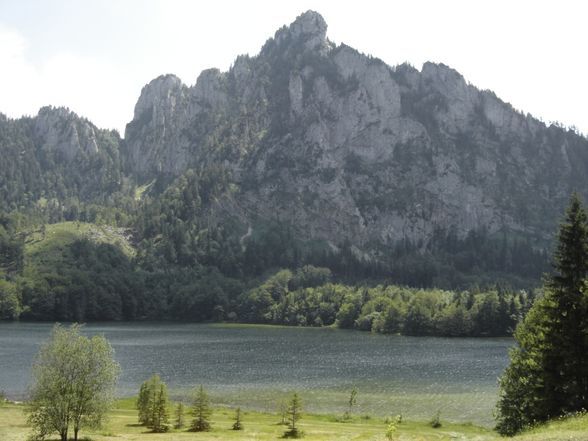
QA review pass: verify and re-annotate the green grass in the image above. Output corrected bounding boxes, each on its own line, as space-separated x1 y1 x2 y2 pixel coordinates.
24 222 135 266
0 400 497 441
4 400 588 441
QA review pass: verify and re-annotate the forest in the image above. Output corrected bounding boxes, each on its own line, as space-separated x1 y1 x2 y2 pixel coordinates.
0 154 545 335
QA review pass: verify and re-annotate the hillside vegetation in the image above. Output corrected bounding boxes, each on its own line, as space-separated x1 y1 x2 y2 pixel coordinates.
0 220 536 337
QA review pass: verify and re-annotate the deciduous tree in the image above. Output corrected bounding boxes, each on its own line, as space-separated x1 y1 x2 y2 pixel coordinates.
27 324 119 441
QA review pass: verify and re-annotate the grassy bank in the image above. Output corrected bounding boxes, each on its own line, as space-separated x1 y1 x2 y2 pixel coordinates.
1 399 587 441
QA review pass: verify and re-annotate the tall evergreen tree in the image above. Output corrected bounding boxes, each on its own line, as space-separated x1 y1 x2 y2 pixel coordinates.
496 193 588 435
149 383 170 433
190 385 212 432
174 402 185 429
137 381 151 426
284 392 303 438
136 374 170 432
232 407 243 430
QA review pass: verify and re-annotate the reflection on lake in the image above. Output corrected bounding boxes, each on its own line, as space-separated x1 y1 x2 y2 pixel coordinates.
0 322 511 425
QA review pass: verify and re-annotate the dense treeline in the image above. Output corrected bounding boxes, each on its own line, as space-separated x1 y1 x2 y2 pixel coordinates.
239 266 535 337
1 226 534 336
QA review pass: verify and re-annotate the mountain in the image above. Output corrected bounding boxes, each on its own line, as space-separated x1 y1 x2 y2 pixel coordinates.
2 10 588 292
123 11 588 266
0 106 125 213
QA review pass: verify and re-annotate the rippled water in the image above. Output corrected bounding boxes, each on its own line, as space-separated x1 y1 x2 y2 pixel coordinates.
0 322 512 425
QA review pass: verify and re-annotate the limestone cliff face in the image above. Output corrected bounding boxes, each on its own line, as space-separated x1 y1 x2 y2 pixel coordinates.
35 106 101 162
123 10 588 251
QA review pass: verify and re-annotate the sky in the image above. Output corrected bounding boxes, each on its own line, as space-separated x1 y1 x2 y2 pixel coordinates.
0 0 586 135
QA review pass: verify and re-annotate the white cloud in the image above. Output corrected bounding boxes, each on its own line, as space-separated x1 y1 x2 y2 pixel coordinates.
0 27 39 117
0 26 139 133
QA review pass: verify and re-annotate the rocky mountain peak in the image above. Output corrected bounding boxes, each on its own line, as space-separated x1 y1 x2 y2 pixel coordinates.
264 10 330 56
132 74 185 122
121 10 588 258
34 106 99 161
289 10 327 42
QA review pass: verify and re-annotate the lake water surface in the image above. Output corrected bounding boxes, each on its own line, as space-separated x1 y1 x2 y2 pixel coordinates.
0 322 512 425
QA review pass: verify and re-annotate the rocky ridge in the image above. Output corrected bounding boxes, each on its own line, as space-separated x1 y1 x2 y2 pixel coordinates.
121 10 588 255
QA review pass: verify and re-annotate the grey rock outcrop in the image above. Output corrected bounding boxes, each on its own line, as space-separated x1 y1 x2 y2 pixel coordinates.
35 106 100 161
123 10 588 254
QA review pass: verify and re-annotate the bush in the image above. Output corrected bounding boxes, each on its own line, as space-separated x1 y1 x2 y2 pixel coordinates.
385 422 397 440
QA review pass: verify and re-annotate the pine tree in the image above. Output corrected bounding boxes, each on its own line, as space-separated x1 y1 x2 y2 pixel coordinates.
150 383 170 433
283 392 303 438
190 385 212 432
137 381 151 425
174 402 185 429
496 193 588 435
136 374 170 432
232 407 243 430
343 387 357 420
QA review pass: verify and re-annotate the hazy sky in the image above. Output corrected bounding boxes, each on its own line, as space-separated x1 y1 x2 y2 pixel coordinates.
0 0 586 135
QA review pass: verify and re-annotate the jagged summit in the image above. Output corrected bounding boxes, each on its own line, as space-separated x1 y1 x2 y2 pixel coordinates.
286 10 328 44
9 10 581 267
2 10 588 287
262 10 331 56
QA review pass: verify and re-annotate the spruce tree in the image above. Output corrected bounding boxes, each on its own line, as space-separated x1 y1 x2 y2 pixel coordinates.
150 383 170 433
232 407 243 430
496 193 588 435
190 385 212 432
136 375 170 432
174 402 185 429
137 380 151 425
284 392 303 438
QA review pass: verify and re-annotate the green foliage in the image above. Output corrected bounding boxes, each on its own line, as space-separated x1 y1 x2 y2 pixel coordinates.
237 270 530 337
283 392 303 438
232 407 244 430
0 279 20 320
0 111 133 221
496 193 588 435
429 410 442 428
19 223 143 322
190 385 212 432
174 402 185 429
26 324 119 441
136 374 170 432
0 213 24 275
342 388 357 420
385 422 397 440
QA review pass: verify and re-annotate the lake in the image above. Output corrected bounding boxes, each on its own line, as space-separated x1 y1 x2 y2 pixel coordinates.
0 322 512 425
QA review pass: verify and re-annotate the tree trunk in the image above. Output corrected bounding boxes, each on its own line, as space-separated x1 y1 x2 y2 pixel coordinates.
60 427 68 441
74 426 79 441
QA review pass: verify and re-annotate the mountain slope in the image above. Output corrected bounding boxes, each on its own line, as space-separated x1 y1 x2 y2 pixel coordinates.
0 106 128 216
1 11 587 290
122 10 588 270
